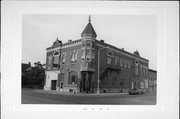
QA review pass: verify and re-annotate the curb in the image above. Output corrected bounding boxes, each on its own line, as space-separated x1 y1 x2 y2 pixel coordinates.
34 90 129 96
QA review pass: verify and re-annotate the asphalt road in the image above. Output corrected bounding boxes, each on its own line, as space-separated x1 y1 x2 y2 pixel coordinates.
22 89 156 105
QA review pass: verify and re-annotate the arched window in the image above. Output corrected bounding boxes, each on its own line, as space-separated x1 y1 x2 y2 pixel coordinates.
128 61 131 68
135 60 139 75
140 64 142 76
48 55 53 69
86 49 91 61
53 50 60 68
81 50 85 61
70 50 78 63
107 57 112 65
124 60 127 68
120 58 123 67
61 53 66 64
91 49 95 61
115 56 118 66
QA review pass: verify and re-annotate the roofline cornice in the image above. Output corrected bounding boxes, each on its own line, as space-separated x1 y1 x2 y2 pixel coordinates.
96 40 149 63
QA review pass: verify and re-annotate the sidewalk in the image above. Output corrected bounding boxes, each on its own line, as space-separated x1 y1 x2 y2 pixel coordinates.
28 88 129 96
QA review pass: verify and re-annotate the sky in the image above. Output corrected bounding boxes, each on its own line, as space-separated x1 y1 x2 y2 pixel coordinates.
22 14 157 70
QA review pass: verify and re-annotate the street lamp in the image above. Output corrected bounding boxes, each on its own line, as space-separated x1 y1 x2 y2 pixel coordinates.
97 46 109 95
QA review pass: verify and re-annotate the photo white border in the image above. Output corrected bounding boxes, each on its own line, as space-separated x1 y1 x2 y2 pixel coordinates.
1 1 179 119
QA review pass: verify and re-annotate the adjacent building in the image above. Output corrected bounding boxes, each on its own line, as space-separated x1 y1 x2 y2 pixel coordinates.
148 69 157 92
22 62 31 73
44 16 149 93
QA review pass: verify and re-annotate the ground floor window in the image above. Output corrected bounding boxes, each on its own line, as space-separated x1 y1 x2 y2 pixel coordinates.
68 71 78 84
120 78 124 87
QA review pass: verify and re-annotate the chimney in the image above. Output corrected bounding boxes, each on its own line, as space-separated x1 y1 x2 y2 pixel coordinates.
68 39 72 43
133 50 140 57
58 40 62 45
28 62 31 66
100 39 104 43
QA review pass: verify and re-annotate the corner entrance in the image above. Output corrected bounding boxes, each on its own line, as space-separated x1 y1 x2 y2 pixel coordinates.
80 71 94 93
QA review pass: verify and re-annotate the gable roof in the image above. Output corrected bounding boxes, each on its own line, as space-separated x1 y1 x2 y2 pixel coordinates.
52 39 62 48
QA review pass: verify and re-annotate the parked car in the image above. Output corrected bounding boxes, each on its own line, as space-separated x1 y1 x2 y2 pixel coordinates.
128 88 144 95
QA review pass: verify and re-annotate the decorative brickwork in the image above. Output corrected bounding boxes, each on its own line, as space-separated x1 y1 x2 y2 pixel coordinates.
44 17 149 93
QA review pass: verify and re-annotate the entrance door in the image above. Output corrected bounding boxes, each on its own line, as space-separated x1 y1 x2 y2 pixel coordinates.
51 80 57 90
81 72 86 92
80 72 93 93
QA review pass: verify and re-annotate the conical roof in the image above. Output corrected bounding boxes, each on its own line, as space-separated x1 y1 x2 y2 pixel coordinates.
81 16 97 38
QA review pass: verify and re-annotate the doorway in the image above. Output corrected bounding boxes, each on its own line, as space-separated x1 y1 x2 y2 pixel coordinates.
51 80 57 90
80 71 94 93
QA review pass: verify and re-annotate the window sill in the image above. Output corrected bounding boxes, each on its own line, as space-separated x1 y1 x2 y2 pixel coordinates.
71 61 77 64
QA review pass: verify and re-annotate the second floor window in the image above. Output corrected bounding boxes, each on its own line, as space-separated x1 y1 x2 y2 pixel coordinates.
53 50 60 68
81 49 95 62
128 61 131 68
61 53 66 64
143 66 145 76
71 50 78 63
124 60 127 68
120 58 123 67
81 50 85 61
86 49 91 61
91 49 95 61
107 57 112 65
140 65 142 76
115 56 118 66
135 60 139 75
48 55 53 69
145 66 148 76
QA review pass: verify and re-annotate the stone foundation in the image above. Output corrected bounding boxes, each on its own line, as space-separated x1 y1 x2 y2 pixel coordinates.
44 86 51 90
93 88 129 93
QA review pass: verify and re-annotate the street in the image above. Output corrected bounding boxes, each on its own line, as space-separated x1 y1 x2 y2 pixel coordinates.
22 88 156 105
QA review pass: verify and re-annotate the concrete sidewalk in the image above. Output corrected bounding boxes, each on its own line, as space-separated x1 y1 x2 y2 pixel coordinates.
24 88 129 96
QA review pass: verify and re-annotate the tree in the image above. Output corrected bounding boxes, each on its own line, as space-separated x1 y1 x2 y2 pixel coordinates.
22 61 45 89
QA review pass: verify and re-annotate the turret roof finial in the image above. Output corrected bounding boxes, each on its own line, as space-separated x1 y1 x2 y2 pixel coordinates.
81 15 97 38
89 15 91 23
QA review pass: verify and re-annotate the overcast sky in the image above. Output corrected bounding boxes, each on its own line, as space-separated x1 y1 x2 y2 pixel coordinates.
22 14 157 70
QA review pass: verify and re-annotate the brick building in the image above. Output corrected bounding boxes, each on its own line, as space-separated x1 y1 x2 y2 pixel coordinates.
44 16 149 93
148 69 157 92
